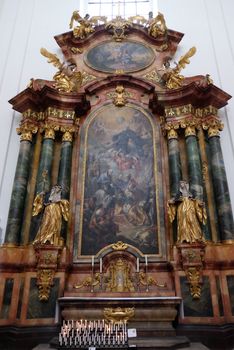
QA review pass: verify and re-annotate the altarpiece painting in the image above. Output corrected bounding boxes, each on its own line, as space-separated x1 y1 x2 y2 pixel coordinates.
75 104 164 256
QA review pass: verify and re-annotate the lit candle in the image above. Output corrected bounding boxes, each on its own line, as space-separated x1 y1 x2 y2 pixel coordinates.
100 257 102 273
92 256 94 266
137 257 139 272
145 255 148 266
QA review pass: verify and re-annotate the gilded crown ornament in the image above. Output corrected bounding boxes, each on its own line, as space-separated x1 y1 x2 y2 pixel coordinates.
105 16 132 41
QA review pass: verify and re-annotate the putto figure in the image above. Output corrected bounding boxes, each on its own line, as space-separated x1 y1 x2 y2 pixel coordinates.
168 181 206 244
32 185 69 246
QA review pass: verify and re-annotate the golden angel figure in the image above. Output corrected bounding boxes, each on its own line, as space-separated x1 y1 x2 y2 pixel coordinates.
148 12 167 38
161 47 196 89
168 181 206 244
32 185 69 246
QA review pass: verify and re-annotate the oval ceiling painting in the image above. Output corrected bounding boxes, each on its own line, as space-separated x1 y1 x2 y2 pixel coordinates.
84 40 155 73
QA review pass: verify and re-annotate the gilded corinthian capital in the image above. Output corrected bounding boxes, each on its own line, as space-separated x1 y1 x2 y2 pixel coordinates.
208 126 220 138
167 129 178 140
185 126 196 137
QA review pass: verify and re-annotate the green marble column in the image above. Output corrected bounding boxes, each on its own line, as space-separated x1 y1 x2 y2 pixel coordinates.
57 131 73 199
57 131 73 242
185 126 203 200
208 126 234 241
29 128 55 242
185 126 211 240
35 128 55 194
167 129 182 197
5 132 33 244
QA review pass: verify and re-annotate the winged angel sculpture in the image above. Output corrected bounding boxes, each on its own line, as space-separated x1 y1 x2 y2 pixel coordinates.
40 48 82 93
69 11 107 39
161 47 197 89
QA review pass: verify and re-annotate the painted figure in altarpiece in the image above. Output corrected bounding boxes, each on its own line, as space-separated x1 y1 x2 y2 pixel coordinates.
168 181 206 244
32 185 69 246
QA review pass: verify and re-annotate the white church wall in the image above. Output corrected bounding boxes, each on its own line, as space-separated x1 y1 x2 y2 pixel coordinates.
0 0 80 242
0 0 233 242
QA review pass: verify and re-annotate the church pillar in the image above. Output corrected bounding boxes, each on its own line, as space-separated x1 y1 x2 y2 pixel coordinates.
57 130 73 242
5 130 34 244
58 131 73 199
208 126 234 242
185 126 203 200
167 129 182 197
29 127 55 243
185 125 211 241
35 128 55 194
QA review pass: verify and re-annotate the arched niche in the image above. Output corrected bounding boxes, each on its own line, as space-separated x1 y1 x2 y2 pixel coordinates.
72 102 167 261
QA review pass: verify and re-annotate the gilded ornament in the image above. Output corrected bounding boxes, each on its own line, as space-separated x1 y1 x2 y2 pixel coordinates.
186 267 202 299
62 131 73 142
36 269 54 301
106 258 134 292
167 129 178 140
115 69 125 75
40 48 83 93
32 185 69 246
46 107 75 120
44 128 55 139
108 85 131 107
147 12 167 38
205 74 213 85
81 71 97 86
208 126 220 138
20 131 33 142
168 181 206 244
69 12 106 39
128 15 147 25
73 273 101 289
69 11 95 39
70 47 83 54
155 43 168 52
185 126 196 137
111 241 128 251
143 70 161 84
17 124 38 141
161 47 196 89
103 307 134 323
105 16 132 41
22 109 39 120
138 272 167 288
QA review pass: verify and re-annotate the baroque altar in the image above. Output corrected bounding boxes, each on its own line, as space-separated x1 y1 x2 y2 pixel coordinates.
1 9 234 348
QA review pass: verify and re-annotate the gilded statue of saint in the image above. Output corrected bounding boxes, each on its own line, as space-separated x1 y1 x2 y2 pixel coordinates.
168 181 206 244
32 185 69 246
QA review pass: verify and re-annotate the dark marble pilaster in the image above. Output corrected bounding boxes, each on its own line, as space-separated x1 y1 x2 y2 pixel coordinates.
35 128 55 194
58 131 73 199
185 126 203 200
208 127 234 241
167 129 182 197
5 133 33 244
